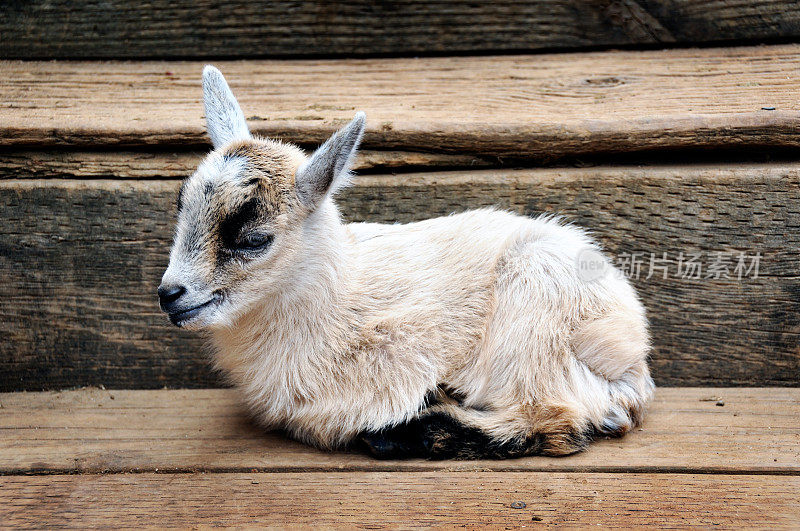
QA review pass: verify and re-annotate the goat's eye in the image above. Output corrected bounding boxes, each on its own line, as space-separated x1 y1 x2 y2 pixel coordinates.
235 233 273 252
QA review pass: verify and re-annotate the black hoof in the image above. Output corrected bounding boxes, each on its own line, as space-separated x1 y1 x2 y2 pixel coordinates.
358 432 413 459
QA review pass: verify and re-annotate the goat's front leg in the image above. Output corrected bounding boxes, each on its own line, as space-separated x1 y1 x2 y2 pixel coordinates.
357 404 547 460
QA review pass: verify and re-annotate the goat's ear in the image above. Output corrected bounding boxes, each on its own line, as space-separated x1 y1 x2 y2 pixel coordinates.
295 112 366 208
202 65 251 149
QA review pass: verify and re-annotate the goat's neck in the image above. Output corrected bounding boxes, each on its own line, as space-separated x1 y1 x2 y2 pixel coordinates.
213 198 353 370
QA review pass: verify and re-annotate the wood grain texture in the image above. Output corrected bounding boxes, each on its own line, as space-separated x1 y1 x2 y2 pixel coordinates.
2 471 799 528
0 150 493 178
2 0 800 59
3 45 800 163
0 163 798 390
1 388 798 474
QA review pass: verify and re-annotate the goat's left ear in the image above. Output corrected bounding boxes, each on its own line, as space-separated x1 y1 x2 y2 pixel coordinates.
295 112 366 208
202 65 251 149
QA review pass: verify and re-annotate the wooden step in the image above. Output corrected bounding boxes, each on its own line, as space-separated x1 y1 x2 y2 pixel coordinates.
4 472 798 528
6 472 799 528
3 1 800 59
0 387 798 527
3 45 800 164
1 163 798 390
1 388 797 474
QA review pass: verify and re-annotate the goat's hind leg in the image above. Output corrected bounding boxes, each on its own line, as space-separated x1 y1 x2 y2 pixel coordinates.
357 403 560 460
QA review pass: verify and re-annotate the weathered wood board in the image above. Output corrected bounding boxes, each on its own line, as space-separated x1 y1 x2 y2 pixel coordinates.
3 387 798 527
0 150 493 177
2 471 799 528
1 163 798 390
0 388 797 475
2 45 800 163
2 1 799 59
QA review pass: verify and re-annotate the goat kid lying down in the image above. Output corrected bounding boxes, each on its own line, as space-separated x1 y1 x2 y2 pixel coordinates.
158 66 654 459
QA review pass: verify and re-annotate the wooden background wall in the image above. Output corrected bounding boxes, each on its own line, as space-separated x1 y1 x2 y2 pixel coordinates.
1 1 799 391
3 0 800 59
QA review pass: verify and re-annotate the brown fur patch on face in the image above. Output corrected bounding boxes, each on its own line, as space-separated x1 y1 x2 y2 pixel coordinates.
221 139 305 216
207 140 306 266
174 138 308 287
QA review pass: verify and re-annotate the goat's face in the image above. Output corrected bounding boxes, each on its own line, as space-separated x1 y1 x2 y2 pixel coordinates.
158 66 364 329
159 140 307 329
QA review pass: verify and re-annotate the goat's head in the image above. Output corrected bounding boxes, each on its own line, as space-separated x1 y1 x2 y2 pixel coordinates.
158 66 365 329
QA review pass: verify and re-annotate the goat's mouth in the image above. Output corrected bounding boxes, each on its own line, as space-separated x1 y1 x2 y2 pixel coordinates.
168 297 219 327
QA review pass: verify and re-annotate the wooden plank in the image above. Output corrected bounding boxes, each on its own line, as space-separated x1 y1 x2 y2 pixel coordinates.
0 387 798 475
1 163 799 390
2 1 800 59
1 471 798 528
3 45 800 163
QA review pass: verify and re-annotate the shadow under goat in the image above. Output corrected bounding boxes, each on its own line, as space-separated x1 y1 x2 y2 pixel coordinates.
157 66 654 459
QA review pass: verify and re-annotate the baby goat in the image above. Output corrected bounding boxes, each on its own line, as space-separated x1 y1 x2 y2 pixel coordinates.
158 66 654 459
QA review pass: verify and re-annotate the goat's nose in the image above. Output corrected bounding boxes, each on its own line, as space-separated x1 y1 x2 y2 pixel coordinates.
158 284 186 309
